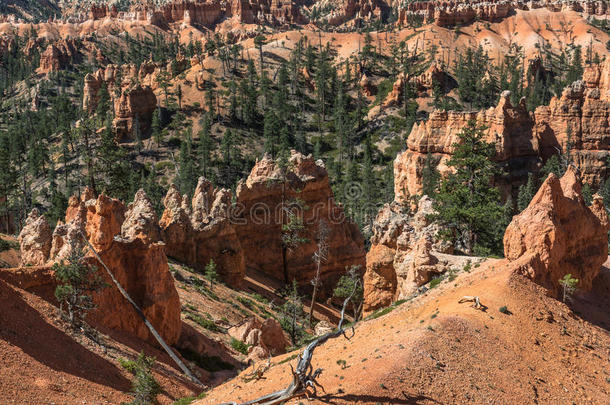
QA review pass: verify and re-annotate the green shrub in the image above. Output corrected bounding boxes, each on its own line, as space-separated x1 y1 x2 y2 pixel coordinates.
120 352 161 405
186 313 222 333
230 338 249 355
429 275 444 289
499 306 510 314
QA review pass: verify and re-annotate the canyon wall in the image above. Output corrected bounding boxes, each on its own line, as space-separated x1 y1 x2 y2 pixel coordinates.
398 0 610 28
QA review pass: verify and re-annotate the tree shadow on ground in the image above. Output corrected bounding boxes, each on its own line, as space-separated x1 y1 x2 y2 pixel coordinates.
317 391 441 404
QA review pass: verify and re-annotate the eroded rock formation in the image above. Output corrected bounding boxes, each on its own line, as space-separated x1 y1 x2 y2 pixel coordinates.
398 0 609 28
503 166 609 293
18 209 52 267
394 90 538 203
534 60 610 186
235 151 366 293
83 64 158 142
160 179 245 287
38 39 79 74
395 61 610 204
363 197 456 313
22 189 182 346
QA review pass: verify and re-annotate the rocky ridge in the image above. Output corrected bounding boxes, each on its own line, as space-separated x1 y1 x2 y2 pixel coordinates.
399 0 609 28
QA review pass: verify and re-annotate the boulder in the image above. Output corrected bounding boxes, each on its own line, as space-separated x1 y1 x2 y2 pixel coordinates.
314 320 334 336
18 209 52 267
504 166 608 293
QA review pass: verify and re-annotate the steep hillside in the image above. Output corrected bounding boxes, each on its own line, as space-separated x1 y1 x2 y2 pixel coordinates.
200 259 610 404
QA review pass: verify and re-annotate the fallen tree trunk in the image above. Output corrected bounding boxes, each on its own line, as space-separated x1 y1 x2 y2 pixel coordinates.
219 281 360 405
79 230 204 387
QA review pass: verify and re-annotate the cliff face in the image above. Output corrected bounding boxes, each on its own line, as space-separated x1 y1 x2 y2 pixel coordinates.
160 179 246 288
504 166 609 293
395 61 610 204
235 151 366 293
398 0 610 28
395 91 538 203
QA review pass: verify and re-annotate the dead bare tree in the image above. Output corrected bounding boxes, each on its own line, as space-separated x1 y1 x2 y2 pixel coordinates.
309 220 329 328
219 280 361 405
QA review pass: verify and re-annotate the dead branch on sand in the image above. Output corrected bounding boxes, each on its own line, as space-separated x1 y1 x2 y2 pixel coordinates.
458 295 483 309
218 281 361 405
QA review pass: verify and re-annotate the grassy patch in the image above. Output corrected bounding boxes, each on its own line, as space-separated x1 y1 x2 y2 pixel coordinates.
186 313 223 333
276 353 298 365
230 338 250 355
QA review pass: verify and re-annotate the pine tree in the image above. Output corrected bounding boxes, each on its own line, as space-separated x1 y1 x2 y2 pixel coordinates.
198 116 213 178
151 108 162 148
421 153 440 198
205 259 218 289
278 279 306 345
517 173 537 212
433 120 503 255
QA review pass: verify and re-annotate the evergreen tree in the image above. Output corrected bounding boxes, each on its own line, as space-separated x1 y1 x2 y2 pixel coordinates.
421 153 440 198
517 173 537 212
433 121 504 255
197 116 213 178
278 279 306 346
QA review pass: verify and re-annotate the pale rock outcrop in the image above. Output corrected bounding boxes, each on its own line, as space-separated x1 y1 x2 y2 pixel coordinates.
363 197 452 313
160 179 245 287
228 317 288 361
504 166 608 293
121 189 161 243
314 320 334 336
235 151 366 294
18 209 52 267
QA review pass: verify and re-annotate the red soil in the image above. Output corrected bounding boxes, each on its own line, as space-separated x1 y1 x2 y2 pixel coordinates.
199 259 610 404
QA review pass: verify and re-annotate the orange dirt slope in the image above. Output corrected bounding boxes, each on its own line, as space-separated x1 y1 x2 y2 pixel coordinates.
199 259 610 404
